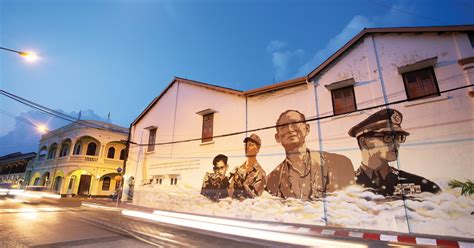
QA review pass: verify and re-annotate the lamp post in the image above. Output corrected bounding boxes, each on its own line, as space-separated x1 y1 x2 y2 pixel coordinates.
0 46 38 62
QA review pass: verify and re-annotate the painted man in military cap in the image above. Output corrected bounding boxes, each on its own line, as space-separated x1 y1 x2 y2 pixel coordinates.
266 110 355 200
228 133 266 199
201 154 230 201
349 108 441 197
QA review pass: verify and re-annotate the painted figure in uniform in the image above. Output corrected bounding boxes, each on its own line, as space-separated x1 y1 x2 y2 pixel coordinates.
266 110 355 200
229 133 266 199
349 108 441 196
200 154 230 200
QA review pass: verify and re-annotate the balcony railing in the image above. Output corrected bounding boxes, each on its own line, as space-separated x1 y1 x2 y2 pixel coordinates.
70 155 99 163
32 155 123 169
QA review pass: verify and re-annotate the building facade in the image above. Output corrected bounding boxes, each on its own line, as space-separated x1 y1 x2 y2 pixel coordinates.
125 25 474 238
26 120 128 197
0 152 36 187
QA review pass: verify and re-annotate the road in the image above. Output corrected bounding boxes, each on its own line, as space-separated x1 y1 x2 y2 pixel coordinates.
0 195 398 247
0 196 292 247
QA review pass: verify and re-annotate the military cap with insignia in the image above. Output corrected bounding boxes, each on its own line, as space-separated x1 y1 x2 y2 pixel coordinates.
244 133 261 147
348 108 410 137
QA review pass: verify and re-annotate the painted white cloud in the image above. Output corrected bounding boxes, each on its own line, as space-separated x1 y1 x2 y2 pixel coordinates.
136 182 474 238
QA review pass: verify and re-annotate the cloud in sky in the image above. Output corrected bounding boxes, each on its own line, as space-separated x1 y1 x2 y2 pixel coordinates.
296 0 418 76
0 109 108 156
266 40 287 53
266 40 305 81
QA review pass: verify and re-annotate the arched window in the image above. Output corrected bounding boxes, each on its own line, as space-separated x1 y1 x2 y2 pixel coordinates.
86 143 97 156
47 144 57 159
73 142 82 155
102 177 111 190
60 144 70 157
38 147 47 161
119 149 126 160
107 147 115 159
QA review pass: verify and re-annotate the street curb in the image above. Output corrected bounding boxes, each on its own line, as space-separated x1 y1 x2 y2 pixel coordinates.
82 200 474 248
287 226 473 248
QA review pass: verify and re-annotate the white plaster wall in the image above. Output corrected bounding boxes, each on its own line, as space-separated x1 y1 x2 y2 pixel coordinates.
151 82 245 188
312 32 473 181
128 82 247 189
127 83 179 185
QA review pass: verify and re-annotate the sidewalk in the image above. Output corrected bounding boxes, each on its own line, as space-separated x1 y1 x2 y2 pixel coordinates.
82 198 474 247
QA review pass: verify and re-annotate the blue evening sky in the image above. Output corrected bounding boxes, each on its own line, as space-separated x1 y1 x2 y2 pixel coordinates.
0 0 473 155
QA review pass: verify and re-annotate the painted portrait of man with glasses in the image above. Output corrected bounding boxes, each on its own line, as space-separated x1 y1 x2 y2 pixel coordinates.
349 108 441 197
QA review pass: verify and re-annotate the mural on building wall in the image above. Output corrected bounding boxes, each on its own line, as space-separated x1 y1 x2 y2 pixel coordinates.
349 108 441 196
228 133 266 199
267 110 354 199
136 107 473 239
200 154 230 200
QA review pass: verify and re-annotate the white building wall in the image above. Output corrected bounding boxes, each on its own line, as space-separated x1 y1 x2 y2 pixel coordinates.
126 30 474 238
129 81 246 189
311 32 474 181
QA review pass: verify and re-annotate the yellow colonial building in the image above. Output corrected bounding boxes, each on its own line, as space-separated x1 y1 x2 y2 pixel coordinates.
25 120 129 197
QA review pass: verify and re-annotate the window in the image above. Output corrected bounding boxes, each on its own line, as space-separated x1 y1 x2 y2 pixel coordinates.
468 32 474 48
102 177 111 190
107 147 115 159
60 144 69 157
170 177 178 185
201 113 214 142
47 144 57 159
402 67 440 100
73 143 82 155
119 149 126 160
148 128 157 152
86 142 97 156
331 86 356 115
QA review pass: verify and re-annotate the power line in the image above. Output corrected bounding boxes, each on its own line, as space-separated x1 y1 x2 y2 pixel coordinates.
0 109 38 129
0 90 129 135
129 81 474 147
2 72 472 147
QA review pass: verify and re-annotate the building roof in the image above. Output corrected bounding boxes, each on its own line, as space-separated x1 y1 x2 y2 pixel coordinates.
41 120 129 140
0 152 37 164
132 24 474 127
132 77 244 126
244 77 307 96
307 25 474 79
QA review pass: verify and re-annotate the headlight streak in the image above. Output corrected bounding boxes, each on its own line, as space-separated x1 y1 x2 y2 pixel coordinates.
123 210 367 247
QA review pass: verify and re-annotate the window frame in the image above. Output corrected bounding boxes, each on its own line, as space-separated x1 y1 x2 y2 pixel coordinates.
468 32 474 48
402 67 440 101
201 113 214 143
73 143 82 155
119 149 126 160
147 128 157 152
102 177 111 191
331 85 357 115
60 144 69 157
107 147 115 159
86 142 97 156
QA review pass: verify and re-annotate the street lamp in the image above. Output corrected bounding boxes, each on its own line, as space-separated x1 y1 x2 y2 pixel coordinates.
36 124 48 134
0 46 39 62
